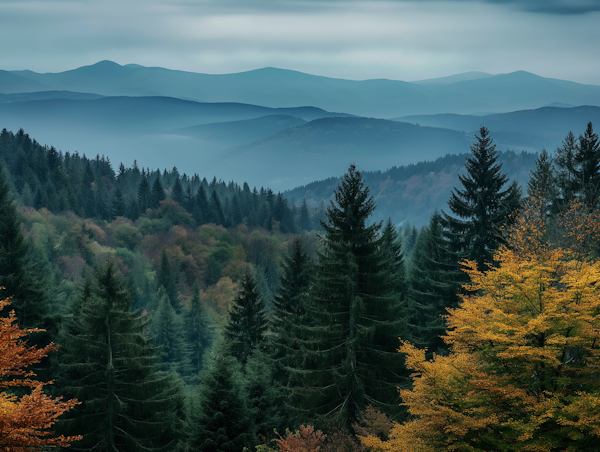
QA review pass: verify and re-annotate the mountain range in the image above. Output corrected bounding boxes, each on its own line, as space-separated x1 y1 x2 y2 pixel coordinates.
3 61 600 117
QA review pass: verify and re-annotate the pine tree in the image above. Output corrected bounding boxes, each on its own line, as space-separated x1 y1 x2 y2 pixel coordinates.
189 342 253 451
574 122 600 209
196 184 209 224
299 198 312 231
407 212 461 356
554 130 578 210
56 260 184 452
151 176 166 209
381 219 406 298
171 177 185 205
157 250 180 311
292 164 406 428
223 269 268 365
527 148 557 217
442 126 521 271
138 177 151 214
112 187 126 218
0 164 51 331
152 289 193 378
209 190 226 226
184 281 214 375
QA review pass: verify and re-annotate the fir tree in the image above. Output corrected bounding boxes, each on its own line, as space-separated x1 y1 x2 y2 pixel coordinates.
157 250 179 311
184 281 214 374
152 288 193 378
189 342 253 451
112 187 126 218
527 148 557 217
0 164 51 331
554 130 578 210
196 184 209 224
209 190 226 226
574 122 600 209
292 164 406 428
442 126 521 271
407 212 461 356
151 176 166 209
224 269 268 365
171 177 185 205
56 259 184 452
138 177 151 214
299 198 312 231
381 219 406 298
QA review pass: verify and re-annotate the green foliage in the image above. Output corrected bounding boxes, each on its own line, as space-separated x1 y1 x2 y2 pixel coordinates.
184 281 214 375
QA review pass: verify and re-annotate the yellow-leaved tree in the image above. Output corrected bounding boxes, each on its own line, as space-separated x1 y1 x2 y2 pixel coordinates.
0 291 81 450
360 202 600 452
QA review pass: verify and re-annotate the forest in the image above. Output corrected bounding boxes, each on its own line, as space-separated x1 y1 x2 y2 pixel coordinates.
1 121 600 452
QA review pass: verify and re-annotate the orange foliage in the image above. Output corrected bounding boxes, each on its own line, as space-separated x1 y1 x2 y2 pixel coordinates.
0 292 81 450
360 202 600 452
273 425 327 452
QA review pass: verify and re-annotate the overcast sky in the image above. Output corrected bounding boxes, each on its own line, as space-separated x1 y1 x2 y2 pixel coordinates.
2 0 600 84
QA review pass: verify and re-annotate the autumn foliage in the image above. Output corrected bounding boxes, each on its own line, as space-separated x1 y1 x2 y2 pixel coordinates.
0 291 80 450
360 202 600 451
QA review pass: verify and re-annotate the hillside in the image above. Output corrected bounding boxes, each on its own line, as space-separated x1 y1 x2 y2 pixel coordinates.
395 105 600 151
285 150 538 226
208 117 473 189
4 61 600 117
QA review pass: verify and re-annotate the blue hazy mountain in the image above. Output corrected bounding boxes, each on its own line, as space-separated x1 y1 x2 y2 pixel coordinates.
5 61 600 118
0 91 104 103
206 117 473 188
395 105 600 151
411 71 494 85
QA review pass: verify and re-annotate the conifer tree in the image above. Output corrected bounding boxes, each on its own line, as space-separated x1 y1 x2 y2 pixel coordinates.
152 289 193 378
407 212 461 356
171 177 185 205
112 187 126 217
293 164 406 428
157 250 179 311
299 198 312 231
189 342 253 451
151 176 166 209
554 130 578 210
138 177 151 214
184 281 214 374
196 184 209 224
209 190 226 226
527 148 557 217
442 126 520 271
224 269 268 365
56 260 184 452
381 219 406 298
574 122 600 209
0 164 51 331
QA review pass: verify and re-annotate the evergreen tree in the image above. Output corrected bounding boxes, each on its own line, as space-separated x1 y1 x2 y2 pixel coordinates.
171 177 185 205
151 176 166 209
223 269 268 365
196 184 209 224
56 260 184 452
442 126 521 271
113 186 126 217
184 281 214 374
209 190 226 226
0 164 51 331
189 342 253 451
554 130 578 210
381 219 406 298
574 122 600 209
157 250 179 311
138 177 151 214
292 164 406 428
527 148 557 217
299 198 312 231
152 288 193 378
231 194 243 226
407 212 461 356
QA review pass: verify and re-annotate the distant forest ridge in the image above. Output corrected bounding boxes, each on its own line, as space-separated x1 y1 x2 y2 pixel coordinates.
285 151 539 226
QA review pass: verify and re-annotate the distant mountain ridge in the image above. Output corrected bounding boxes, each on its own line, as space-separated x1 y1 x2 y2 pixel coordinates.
3 61 600 117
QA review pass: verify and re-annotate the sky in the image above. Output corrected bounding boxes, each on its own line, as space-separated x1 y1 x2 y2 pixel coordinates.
1 0 600 84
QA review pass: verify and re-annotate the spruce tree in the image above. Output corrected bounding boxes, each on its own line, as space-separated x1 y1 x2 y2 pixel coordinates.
209 190 226 226
442 126 520 271
138 177 151 214
157 250 179 311
527 148 557 217
292 164 406 427
151 176 166 209
407 212 461 356
0 163 51 331
381 219 406 298
574 122 600 209
196 184 209 224
113 187 126 217
56 259 184 452
554 130 578 210
223 269 268 365
152 289 193 378
184 281 214 374
171 177 185 205
299 198 312 231
189 342 253 451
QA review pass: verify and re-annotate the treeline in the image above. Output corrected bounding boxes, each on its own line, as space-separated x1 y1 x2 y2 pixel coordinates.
0 128 311 232
1 121 599 451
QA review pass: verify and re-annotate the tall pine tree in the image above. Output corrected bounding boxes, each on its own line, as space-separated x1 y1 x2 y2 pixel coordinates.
292 164 406 428
442 126 520 271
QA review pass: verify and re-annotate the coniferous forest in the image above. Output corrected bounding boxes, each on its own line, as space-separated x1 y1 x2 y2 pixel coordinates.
2 121 600 452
